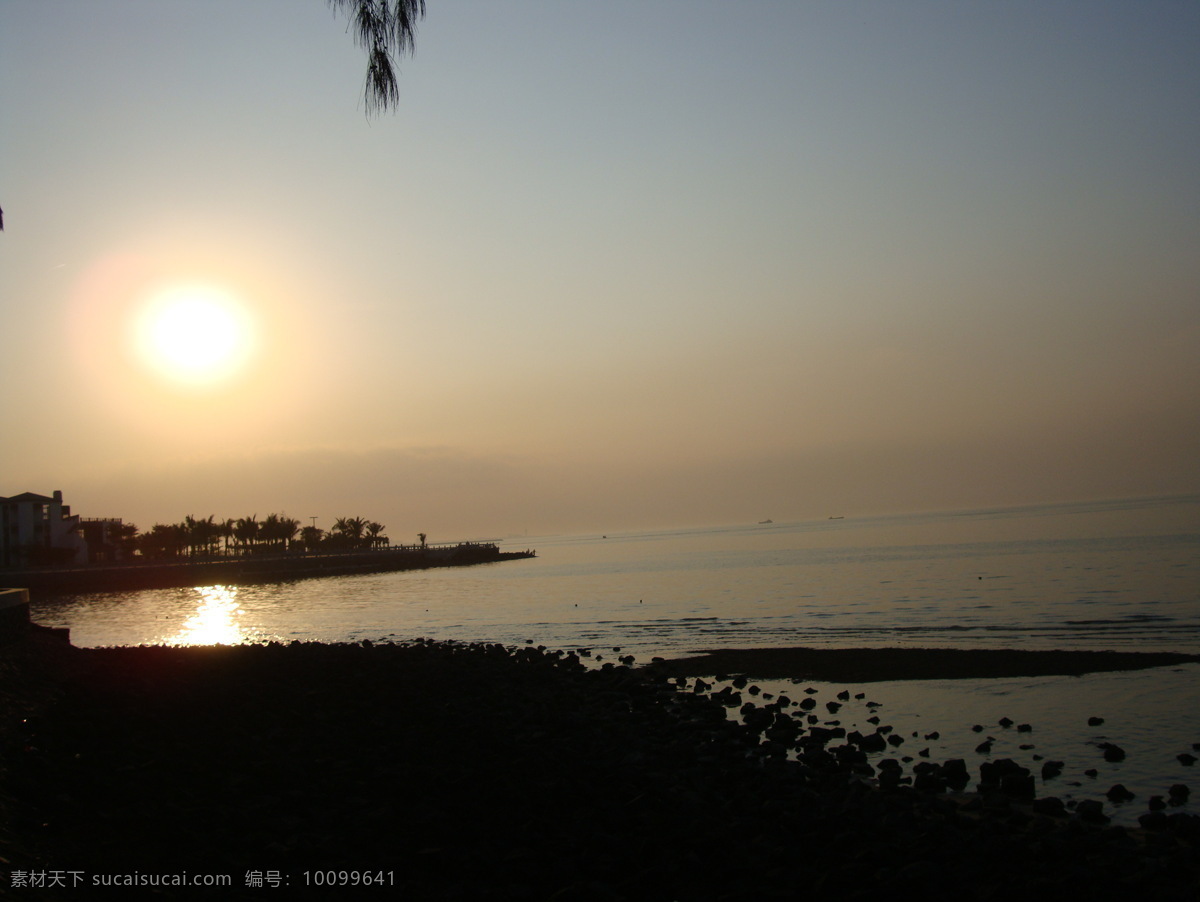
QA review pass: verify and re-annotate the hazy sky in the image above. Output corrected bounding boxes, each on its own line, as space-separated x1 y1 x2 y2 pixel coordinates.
2 1 1198 539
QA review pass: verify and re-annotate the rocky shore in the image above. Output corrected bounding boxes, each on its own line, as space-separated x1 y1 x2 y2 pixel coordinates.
2 636 1198 899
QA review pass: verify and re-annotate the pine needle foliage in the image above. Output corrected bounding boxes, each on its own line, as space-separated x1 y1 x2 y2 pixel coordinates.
329 0 426 115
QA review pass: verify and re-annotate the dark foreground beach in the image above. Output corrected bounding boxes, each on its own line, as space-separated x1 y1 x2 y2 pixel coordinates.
2 634 1198 900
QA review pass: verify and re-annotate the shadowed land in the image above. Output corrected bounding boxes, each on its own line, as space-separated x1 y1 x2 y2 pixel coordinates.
1 635 1197 899
644 646 1200 683
1 543 535 594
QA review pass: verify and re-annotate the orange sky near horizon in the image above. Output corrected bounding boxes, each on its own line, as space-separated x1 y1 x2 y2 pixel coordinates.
1 1 1198 538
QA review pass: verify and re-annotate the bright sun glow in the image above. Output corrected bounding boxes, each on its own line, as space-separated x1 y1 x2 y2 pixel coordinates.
134 285 255 386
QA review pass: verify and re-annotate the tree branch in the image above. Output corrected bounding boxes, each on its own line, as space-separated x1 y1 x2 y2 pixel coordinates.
329 0 426 115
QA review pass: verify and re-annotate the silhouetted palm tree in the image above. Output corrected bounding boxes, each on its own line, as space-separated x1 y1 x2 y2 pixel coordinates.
332 516 369 548
279 516 301 551
234 515 260 554
219 518 236 556
258 513 301 551
300 524 324 551
112 521 139 560
328 0 426 114
365 521 387 547
182 515 219 557
137 523 185 559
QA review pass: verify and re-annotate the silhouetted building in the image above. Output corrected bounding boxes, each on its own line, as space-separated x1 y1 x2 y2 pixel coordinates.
0 490 88 568
77 517 130 563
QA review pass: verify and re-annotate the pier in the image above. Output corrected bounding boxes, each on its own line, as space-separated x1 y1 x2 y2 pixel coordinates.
0 543 536 594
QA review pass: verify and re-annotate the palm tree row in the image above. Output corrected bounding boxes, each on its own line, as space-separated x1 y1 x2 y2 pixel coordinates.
325 517 389 550
128 514 389 560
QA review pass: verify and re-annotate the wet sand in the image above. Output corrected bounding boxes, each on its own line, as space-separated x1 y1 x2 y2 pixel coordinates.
2 636 1198 899
644 646 1200 682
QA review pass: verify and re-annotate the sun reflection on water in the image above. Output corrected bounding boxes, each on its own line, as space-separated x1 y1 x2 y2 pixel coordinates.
172 585 246 645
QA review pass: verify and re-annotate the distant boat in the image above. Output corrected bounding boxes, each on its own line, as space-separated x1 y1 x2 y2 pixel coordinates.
828 516 844 520
758 519 773 524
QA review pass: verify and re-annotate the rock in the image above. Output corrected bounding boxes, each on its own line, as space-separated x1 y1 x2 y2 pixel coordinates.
1088 716 1104 726
980 759 1034 799
1176 753 1197 766
1075 799 1109 824
875 758 903 789
1032 797 1067 817
1000 772 1035 799
1099 742 1126 762
847 730 887 753
1106 784 1135 803
1040 761 1064 780
1139 811 1169 831
998 717 1014 728
805 726 846 746
832 743 868 767
978 758 1012 786
1148 796 1166 811
1166 813 1200 838
1016 724 1032 733
941 759 970 790
912 766 945 794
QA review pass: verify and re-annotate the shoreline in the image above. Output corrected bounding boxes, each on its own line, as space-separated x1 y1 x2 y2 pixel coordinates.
0 544 535 594
2 636 1197 898
644 646 1200 682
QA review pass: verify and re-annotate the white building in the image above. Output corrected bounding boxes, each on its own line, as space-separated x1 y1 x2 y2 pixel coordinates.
0 490 88 568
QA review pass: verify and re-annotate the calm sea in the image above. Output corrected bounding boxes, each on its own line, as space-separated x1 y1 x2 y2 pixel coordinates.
29 494 1200 825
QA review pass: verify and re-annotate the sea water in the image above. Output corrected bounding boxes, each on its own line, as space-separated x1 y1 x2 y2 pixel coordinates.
28 494 1200 825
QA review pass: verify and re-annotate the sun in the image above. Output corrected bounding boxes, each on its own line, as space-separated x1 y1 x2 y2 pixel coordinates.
134 285 256 387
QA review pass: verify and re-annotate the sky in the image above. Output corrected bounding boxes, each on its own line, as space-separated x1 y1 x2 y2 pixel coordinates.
2 0 1198 540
